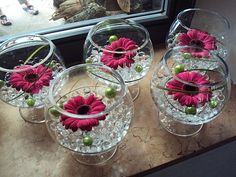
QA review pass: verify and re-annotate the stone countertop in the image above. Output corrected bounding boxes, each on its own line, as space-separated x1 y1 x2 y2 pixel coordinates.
0 48 236 177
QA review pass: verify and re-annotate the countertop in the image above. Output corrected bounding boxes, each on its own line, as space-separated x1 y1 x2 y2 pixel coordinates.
1 48 236 177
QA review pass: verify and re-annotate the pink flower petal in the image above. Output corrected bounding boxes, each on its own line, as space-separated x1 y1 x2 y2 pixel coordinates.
70 121 79 132
178 33 191 45
166 71 212 107
101 37 137 69
91 105 106 112
172 92 184 100
63 118 75 128
85 95 96 105
177 29 216 58
9 64 53 94
60 94 107 131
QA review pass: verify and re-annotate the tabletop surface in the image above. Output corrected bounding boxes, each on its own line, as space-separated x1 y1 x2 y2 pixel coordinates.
1 48 236 177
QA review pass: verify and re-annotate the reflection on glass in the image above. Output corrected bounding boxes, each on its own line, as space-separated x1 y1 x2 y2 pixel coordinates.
0 0 163 37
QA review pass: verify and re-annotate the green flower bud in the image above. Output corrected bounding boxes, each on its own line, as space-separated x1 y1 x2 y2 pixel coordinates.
185 106 197 115
26 98 35 107
134 64 143 73
209 100 218 108
174 64 185 74
0 80 5 89
182 53 191 59
85 57 93 64
47 60 57 69
83 135 93 146
105 87 116 99
108 35 118 43
49 107 60 117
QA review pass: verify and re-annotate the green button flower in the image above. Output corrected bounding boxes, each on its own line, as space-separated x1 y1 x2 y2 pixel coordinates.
26 98 36 107
135 64 143 73
105 87 116 99
83 135 93 146
108 35 118 43
174 64 185 74
185 106 197 115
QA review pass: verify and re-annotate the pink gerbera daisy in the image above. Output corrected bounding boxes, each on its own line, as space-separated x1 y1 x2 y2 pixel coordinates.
166 71 212 107
9 64 53 94
177 29 217 58
101 37 137 69
60 94 106 132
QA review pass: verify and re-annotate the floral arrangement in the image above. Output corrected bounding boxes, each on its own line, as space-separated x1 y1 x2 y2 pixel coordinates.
166 71 212 107
49 86 118 146
164 30 220 114
9 64 53 94
165 63 220 115
173 29 217 58
0 57 62 107
60 94 107 132
101 37 138 70
85 34 151 83
50 85 117 130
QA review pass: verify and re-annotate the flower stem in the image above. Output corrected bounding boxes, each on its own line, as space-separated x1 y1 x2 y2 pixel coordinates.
24 45 47 65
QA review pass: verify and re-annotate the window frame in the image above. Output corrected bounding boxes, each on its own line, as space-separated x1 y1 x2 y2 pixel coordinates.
0 0 196 66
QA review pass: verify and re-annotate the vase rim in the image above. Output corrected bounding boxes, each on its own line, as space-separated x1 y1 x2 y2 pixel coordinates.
48 63 127 119
177 8 230 31
163 45 229 88
0 34 55 73
87 18 151 54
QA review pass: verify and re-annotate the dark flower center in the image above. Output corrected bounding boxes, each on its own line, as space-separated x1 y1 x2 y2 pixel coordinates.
77 105 90 115
24 73 39 82
183 84 199 94
190 39 204 51
113 48 125 59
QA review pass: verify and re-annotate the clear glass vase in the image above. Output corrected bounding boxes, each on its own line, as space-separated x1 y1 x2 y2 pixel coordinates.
166 8 230 60
83 18 154 100
150 46 231 137
0 34 65 123
45 63 134 165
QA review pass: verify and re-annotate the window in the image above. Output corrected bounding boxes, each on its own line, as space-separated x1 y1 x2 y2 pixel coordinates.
0 0 196 66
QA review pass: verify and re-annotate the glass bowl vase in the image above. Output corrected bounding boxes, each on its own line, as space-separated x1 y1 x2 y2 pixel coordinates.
83 18 154 100
45 63 134 165
150 46 231 137
166 8 230 60
0 34 65 123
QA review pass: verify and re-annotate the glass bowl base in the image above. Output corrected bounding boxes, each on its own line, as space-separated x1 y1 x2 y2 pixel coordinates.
19 106 45 124
72 146 117 166
128 83 140 101
159 112 203 137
